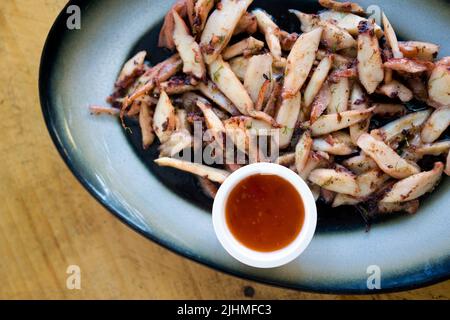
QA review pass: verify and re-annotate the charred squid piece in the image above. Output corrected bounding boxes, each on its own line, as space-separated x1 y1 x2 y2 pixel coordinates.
381 162 444 203
276 92 302 149
376 80 413 103
299 151 330 180
303 54 334 108
313 132 357 156
252 9 282 61
172 10 206 80
244 53 273 107
342 153 378 174
327 77 350 114
372 103 407 118
190 0 215 36
309 168 360 197
310 83 332 124
421 107 450 144
197 80 240 116
155 158 230 183
357 133 420 179
290 10 356 51
378 201 420 215
349 82 370 145
282 27 323 98
158 0 193 50
428 60 450 107
382 12 403 59
371 110 432 144
384 58 434 74
200 0 253 64
222 37 265 60
233 12 258 36
319 11 383 38
89 105 121 116
295 131 313 174
153 91 177 143
309 107 375 137
318 0 365 15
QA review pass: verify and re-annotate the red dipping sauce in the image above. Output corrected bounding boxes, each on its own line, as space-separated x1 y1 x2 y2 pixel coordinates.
225 174 305 252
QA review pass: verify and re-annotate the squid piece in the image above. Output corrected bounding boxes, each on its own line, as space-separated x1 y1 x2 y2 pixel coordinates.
282 27 323 98
381 162 444 203
384 58 434 74
276 92 302 149
309 108 375 137
228 56 249 81
197 100 226 143
421 107 450 143
158 0 192 50
280 31 299 51
378 201 420 215
303 55 333 108
198 177 219 199
313 133 357 156
398 41 440 61
252 9 282 60
357 133 420 179
327 77 350 114
191 0 215 36
233 12 258 35
371 110 432 143
357 21 384 94
376 80 413 102
349 82 370 145
319 11 383 38
428 64 450 107
332 170 390 207
295 131 313 174
197 80 240 115
342 153 378 174
309 168 360 196
153 91 176 143
264 79 283 117
415 141 450 158
446 152 450 176
355 170 390 198
373 103 407 118
290 10 356 51
124 54 182 107
382 12 403 59
244 54 273 105
139 103 155 149
310 83 332 124
208 56 254 115
300 151 330 180
156 76 197 95
115 51 147 89
159 130 193 157
275 153 295 167
155 158 230 183
172 11 206 79
318 0 365 15
89 105 120 116
200 0 253 64
222 37 265 60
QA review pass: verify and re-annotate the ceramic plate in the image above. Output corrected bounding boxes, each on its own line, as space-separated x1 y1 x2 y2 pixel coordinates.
40 0 450 293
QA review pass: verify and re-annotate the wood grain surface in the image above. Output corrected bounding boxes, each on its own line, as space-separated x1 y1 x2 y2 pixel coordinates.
0 0 448 300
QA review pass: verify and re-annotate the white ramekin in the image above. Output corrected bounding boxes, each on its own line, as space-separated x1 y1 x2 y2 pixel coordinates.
212 163 317 268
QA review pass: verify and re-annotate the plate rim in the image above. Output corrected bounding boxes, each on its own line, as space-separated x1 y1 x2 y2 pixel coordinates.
38 0 450 295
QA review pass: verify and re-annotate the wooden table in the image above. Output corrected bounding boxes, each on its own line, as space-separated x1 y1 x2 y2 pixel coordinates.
0 0 448 300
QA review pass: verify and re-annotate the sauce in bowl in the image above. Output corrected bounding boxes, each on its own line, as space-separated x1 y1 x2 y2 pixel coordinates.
226 174 305 252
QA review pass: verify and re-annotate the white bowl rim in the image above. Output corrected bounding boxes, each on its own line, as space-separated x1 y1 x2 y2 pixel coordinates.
212 163 318 268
